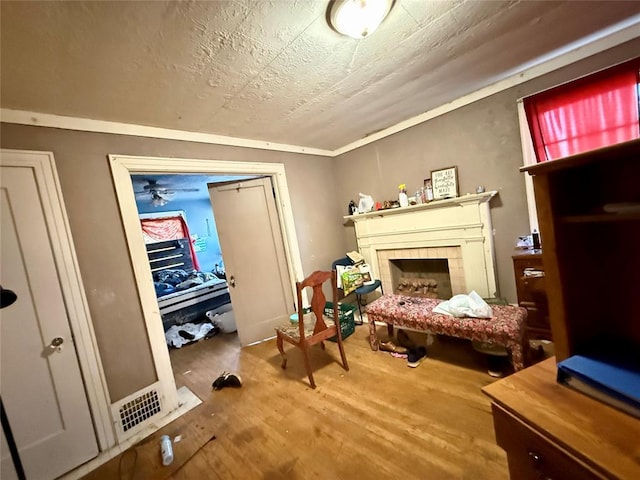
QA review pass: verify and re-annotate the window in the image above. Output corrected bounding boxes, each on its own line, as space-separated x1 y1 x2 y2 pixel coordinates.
524 57 640 162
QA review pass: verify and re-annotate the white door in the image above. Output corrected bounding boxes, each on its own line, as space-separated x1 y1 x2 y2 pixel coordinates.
209 177 295 345
0 164 98 479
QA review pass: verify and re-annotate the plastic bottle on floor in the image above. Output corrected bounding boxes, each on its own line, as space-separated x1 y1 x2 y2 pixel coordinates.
160 435 174 466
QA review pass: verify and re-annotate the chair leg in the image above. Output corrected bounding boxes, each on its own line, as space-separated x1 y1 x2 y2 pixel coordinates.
355 294 363 324
336 333 350 372
300 345 315 389
276 333 287 369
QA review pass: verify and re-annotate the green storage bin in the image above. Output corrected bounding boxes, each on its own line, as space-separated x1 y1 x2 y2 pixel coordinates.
324 301 356 341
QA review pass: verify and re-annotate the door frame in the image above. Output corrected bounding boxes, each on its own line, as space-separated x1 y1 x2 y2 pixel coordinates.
0 149 114 450
109 154 304 408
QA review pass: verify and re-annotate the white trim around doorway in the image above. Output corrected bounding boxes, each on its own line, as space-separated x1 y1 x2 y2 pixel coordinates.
108 154 305 423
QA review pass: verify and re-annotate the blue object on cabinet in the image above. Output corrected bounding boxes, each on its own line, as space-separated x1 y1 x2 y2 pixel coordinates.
557 354 640 419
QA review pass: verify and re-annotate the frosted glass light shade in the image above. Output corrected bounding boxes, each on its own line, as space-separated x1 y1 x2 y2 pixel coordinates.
329 0 393 39
151 193 169 207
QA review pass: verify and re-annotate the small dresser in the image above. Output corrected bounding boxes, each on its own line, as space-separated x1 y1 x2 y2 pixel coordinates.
512 250 551 340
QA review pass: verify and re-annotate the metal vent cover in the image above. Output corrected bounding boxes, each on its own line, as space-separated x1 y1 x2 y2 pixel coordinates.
118 389 161 433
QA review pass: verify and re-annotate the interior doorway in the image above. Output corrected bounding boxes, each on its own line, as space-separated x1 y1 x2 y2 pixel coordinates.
110 155 304 417
131 173 245 345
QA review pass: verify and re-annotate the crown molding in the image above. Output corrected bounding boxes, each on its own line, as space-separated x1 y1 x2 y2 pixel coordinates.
0 109 334 157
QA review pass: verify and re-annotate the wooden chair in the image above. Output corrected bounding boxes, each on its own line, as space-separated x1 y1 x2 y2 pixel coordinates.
275 270 349 388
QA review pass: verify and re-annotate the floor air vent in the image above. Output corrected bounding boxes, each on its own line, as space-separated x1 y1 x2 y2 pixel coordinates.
118 389 161 432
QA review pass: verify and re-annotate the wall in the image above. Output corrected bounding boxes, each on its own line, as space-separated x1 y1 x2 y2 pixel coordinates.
0 125 344 401
334 39 640 303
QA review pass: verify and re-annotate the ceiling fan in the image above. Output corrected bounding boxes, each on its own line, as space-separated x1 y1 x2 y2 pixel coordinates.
134 179 199 206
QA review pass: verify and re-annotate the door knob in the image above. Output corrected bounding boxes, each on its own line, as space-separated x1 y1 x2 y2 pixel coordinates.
50 336 64 352
229 276 236 288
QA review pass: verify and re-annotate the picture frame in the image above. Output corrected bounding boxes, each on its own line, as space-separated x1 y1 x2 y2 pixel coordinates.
430 166 459 200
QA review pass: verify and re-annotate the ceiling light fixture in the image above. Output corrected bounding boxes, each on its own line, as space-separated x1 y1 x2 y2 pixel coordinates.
329 0 393 39
151 193 169 207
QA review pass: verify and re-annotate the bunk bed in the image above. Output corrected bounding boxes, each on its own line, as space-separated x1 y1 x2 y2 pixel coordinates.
146 238 231 329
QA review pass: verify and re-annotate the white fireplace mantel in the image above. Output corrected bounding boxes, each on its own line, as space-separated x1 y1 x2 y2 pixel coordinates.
345 191 498 297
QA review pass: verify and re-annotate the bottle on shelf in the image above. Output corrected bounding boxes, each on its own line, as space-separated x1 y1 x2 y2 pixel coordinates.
398 183 408 207
424 180 434 201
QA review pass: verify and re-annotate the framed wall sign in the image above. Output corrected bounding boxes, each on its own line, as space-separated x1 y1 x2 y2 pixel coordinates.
430 166 458 200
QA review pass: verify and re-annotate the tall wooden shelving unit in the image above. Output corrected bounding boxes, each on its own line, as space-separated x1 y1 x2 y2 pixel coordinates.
483 140 640 480
521 139 640 362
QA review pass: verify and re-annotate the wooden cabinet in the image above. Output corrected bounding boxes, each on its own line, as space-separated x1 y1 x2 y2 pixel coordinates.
483 358 640 480
521 139 640 361
485 140 640 480
512 250 550 340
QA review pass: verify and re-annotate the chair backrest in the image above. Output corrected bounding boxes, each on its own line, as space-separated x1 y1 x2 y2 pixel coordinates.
296 270 338 340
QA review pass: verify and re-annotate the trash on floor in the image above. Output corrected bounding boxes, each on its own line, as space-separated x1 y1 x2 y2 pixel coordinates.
165 322 218 348
206 304 237 333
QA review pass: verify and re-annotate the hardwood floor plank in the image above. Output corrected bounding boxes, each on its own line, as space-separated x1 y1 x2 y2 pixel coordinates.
85 324 546 479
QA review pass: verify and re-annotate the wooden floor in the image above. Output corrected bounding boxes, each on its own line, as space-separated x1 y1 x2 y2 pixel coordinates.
85 325 552 480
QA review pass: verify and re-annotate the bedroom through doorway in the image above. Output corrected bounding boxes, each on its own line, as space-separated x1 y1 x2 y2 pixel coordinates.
130 173 252 374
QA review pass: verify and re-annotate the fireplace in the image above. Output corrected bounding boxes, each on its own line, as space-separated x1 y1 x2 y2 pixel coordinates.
346 192 498 298
385 250 459 299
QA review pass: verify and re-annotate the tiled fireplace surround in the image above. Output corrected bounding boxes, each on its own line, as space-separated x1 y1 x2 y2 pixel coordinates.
378 247 463 297
347 192 498 299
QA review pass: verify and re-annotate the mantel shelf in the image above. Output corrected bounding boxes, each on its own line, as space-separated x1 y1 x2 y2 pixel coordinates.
343 190 497 222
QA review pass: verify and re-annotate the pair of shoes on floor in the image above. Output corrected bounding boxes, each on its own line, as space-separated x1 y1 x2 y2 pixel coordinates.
407 346 427 368
379 341 408 354
212 371 242 390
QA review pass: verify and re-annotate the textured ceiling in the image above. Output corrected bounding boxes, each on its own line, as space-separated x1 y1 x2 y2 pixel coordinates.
1 1 639 151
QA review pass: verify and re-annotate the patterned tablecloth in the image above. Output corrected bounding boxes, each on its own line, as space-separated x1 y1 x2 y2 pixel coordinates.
365 294 529 371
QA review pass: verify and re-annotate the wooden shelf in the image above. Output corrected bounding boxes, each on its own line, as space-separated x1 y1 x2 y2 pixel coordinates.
523 140 640 362
343 191 497 221
491 140 640 480
520 138 640 175
560 212 640 223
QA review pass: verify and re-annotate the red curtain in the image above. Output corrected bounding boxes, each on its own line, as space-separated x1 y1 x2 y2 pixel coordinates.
140 216 200 271
140 217 184 242
524 58 640 162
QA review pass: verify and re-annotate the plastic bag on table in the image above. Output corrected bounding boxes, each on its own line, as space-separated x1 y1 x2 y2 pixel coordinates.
433 290 493 318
